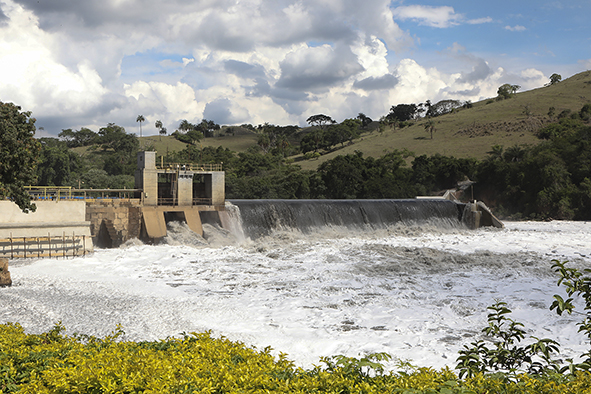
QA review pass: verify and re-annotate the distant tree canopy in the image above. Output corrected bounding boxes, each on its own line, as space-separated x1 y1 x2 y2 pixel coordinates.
255 124 299 157
549 73 562 85
37 138 82 187
357 113 373 128
425 99 462 118
172 120 203 145
386 104 419 122
172 119 219 142
58 127 99 148
0 102 41 212
306 114 335 129
299 119 360 154
497 83 520 100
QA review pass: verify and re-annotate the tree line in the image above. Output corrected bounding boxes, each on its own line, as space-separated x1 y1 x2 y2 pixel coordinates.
2 101 589 220
1 72 587 219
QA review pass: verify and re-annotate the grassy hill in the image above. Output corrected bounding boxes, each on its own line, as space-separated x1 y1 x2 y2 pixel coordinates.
134 71 591 169
295 70 591 170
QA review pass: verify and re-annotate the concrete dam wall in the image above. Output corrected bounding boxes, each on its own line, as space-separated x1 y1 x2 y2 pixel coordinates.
0 200 93 258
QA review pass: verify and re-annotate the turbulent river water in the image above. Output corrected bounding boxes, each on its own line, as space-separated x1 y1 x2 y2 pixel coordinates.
1 200 590 370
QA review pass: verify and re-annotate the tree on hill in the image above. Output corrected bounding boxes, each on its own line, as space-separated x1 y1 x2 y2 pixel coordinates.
496 83 520 100
357 113 372 129
386 104 419 123
306 114 335 129
425 99 462 117
172 120 203 144
424 119 436 139
548 73 562 86
58 127 98 147
0 102 41 212
155 120 168 141
159 126 167 139
97 123 128 151
199 119 220 137
136 115 145 138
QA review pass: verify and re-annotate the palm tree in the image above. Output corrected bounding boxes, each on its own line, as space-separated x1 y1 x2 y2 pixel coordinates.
136 115 145 138
155 120 163 141
424 119 436 139
178 119 192 132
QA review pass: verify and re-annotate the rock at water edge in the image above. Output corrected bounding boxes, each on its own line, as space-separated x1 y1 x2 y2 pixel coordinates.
0 258 12 287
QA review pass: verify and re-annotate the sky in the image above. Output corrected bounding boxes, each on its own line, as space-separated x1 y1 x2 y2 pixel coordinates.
0 0 590 137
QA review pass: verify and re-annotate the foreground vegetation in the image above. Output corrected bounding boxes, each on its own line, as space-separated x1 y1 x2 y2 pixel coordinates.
2 261 591 393
2 323 590 394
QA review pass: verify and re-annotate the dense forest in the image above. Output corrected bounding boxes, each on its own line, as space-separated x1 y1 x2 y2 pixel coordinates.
33 103 591 220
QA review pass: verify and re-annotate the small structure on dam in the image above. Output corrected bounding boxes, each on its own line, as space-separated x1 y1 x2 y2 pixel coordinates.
90 151 225 247
132 151 225 242
0 151 226 257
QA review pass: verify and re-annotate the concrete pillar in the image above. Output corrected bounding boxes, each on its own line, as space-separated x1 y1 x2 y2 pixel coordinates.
135 151 158 206
0 258 12 287
208 172 225 206
177 172 194 206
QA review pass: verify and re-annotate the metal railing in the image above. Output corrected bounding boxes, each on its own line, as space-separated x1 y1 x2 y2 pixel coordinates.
24 186 141 200
25 186 74 199
156 163 223 172
157 197 213 206
0 233 89 259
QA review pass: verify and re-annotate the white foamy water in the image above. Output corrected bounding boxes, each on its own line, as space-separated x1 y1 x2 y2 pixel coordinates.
1 220 590 370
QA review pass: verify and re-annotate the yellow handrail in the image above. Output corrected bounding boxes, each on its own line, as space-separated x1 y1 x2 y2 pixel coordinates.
156 163 223 172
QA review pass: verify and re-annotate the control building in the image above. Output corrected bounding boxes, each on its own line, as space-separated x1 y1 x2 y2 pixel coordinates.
134 151 225 241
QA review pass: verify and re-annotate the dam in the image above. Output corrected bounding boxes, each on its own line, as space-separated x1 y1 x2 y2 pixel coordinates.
0 151 226 258
0 151 501 259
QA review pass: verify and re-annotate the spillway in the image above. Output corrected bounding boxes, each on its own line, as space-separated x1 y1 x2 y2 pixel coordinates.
228 199 465 239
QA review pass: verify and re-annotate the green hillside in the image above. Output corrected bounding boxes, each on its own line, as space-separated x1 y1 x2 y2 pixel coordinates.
139 132 259 158
295 70 591 170
135 71 591 170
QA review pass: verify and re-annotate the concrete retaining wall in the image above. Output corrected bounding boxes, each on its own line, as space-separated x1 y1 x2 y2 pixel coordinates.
0 200 94 257
0 200 90 236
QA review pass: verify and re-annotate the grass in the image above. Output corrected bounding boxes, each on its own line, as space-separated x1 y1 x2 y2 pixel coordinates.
295 70 591 170
138 132 259 159
78 71 591 169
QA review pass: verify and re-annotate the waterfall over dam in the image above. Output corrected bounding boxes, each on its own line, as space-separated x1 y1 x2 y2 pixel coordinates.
228 199 466 239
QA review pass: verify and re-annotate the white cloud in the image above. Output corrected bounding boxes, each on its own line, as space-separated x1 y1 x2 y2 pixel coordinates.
0 1 107 118
467 17 493 24
124 81 201 130
351 35 390 79
519 68 547 89
445 43 493 83
0 0 577 135
159 58 195 69
391 5 462 28
505 25 526 32
579 59 591 70
276 44 364 92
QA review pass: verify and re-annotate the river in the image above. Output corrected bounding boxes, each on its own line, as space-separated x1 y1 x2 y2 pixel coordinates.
1 202 590 370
